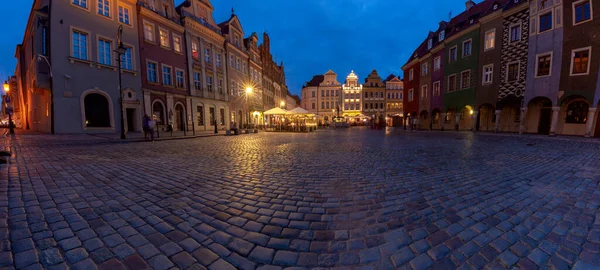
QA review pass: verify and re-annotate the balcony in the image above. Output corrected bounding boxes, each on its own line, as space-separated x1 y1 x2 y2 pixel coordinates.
180 10 222 35
137 1 179 24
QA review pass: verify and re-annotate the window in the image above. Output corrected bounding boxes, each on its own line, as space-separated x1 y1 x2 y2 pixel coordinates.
321 90 324 97
72 31 88 60
439 30 445 41
220 109 225 125
162 66 172 86
120 46 133 70
242 63 246 73
428 39 432 49
484 30 495 50
191 41 199 58
218 79 223 94
571 48 591 75
311 91 315 97
566 101 589 124
536 54 552 77
448 75 456 92
434 57 441 70
163 3 170 18
42 26 48 56
98 39 112 66
73 0 87 8
461 70 471 89
409 69 414 81
118 5 131 25
326 102 329 109
159 29 169 47
176 70 184 88
173 35 182 53
144 22 155 42
207 76 213 92
510 24 521 42
408 89 414 101
147 62 157 83
540 12 553 32
321 102 324 109
97 0 110 17
205 48 211 63
193 72 201 90
507 62 519 82
312 103 315 109
216 54 221 68
422 63 428 76
433 81 440 96
209 107 215 125
574 0 592 24
450 46 457 62
463 40 472 57
421 85 428 99
197 106 204 125
229 55 234 67
236 58 240 70
482 65 493 84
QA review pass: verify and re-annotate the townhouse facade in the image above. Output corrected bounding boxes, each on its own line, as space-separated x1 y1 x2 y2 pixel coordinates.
14 0 296 134
384 74 404 127
402 0 600 138
362 70 386 121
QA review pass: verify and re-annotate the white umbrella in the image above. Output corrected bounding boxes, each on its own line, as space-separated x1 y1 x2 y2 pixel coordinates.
289 107 309 114
264 107 290 115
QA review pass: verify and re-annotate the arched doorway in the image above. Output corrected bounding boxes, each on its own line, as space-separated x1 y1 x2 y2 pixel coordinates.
526 97 553 134
459 106 474 130
559 96 590 136
84 93 111 127
478 104 495 131
174 103 185 131
431 109 441 130
419 110 429 130
152 101 165 125
444 109 455 130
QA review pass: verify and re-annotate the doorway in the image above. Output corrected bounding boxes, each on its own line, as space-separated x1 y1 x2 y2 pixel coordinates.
538 105 552 134
175 104 185 131
126 108 136 132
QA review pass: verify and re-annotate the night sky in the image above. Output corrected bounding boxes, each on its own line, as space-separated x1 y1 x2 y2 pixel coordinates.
2 0 469 95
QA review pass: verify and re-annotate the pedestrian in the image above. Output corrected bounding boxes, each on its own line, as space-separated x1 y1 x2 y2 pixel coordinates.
142 114 151 140
148 116 156 141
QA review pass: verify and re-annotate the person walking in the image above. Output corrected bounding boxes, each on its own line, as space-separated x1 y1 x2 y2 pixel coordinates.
148 115 156 141
142 114 151 140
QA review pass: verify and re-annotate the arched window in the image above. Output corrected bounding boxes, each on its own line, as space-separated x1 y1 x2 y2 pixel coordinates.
84 93 111 127
566 101 588 124
153 101 165 123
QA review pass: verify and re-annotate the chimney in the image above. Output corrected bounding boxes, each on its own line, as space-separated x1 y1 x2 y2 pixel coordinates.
465 0 475 10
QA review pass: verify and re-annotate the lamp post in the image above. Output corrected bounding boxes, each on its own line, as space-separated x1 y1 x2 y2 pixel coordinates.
280 101 286 109
3 81 14 134
115 25 127 139
245 87 253 129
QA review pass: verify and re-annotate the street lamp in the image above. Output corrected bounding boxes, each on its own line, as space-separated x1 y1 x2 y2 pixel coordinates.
280 101 285 109
115 25 127 139
245 87 253 129
3 81 14 134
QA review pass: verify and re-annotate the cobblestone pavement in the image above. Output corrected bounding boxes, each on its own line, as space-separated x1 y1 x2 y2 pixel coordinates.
0 129 599 270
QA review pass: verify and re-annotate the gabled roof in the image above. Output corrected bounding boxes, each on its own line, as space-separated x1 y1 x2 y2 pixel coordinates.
305 75 324 87
218 13 244 36
383 74 397 83
325 70 336 75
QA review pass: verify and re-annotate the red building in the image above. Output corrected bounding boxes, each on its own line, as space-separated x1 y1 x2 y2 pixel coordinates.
137 0 189 132
402 42 426 128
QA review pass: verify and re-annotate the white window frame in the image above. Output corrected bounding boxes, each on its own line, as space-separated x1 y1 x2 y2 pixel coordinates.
434 56 441 71
120 45 134 70
143 20 155 42
205 48 211 63
161 64 173 86
573 0 593 26
439 31 445 41
569 47 592 76
460 70 471 89
172 34 182 53
175 68 185 89
449 45 458 62
506 61 520 82
534 52 553 78
71 28 90 60
117 3 132 25
72 0 89 10
146 60 159 83
216 53 222 68
447 74 457 92
509 23 522 44
207 76 213 92
433 81 441 96
193 71 202 90
409 68 414 81
408 89 414 101
462 39 472 58
97 0 111 18
191 41 199 59
421 85 428 99
159 28 170 48
97 37 113 66
428 39 433 49
484 29 496 51
482 64 493 85
229 54 234 67
422 62 428 76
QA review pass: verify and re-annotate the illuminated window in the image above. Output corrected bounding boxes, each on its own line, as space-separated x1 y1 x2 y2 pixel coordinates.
173 35 182 53
143 22 155 42
159 29 169 47
571 48 591 75
191 41 199 58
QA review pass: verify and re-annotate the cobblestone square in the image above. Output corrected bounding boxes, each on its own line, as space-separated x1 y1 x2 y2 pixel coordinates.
1 129 599 269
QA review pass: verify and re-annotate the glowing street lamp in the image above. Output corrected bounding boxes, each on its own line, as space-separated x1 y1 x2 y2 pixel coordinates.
246 87 253 94
3 82 8 92
280 101 285 108
3 80 14 134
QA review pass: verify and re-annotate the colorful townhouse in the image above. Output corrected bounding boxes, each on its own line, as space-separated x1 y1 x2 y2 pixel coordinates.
402 42 424 128
430 23 447 131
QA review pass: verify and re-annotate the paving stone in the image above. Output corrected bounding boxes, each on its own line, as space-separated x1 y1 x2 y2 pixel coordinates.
228 238 255 256
72 258 97 270
391 247 414 268
112 243 135 259
498 250 519 268
65 248 89 264
249 246 275 264
136 244 160 260
409 253 434 270
273 250 299 266
192 248 219 266
40 248 63 266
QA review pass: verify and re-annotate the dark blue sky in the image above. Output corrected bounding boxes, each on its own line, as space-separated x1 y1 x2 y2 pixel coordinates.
2 0 468 95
